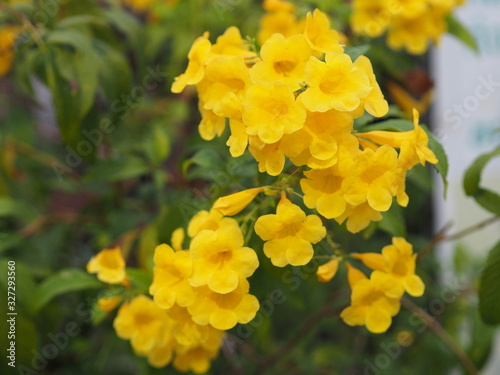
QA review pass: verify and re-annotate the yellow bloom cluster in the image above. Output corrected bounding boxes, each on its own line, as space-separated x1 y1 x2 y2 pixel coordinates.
351 0 466 54
86 217 259 373
317 237 424 333
172 2 438 233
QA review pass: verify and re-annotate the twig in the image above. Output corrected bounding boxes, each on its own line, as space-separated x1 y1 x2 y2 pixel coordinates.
401 297 480 375
419 215 500 260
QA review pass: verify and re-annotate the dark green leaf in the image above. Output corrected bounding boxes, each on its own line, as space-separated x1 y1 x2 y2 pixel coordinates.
446 14 479 54
479 241 500 325
32 269 103 313
126 268 153 293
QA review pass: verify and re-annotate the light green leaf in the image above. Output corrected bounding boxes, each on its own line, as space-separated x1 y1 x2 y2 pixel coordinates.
479 241 500 325
446 14 479 54
463 146 500 216
32 269 103 313
358 119 414 132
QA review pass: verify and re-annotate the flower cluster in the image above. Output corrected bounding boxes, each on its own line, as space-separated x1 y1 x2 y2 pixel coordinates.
317 237 424 333
172 1 437 233
351 0 466 54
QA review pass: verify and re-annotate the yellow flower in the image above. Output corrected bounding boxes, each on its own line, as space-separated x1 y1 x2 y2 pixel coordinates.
258 10 299 45
340 277 401 333
301 52 371 112
0 26 21 77
353 55 389 117
387 80 433 117
147 339 175 368
242 81 306 144
171 32 211 93
358 109 438 170
149 244 196 309
248 136 286 176
167 304 218 347
317 258 340 282
173 328 225 374
345 262 368 288
86 247 127 284
342 145 399 212
334 202 383 233
213 187 266 216
188 278 259 330
386 8 446 54
263 0 295 12
198 102 226 141
113 295 171 354
171 227 185 252
300 147 357 220
199 56 251 118
351 0 391 38
303 9 344 54
187 209 223 238
227 119 249 157
371 237 425 298
189 217 259 293
255 195 326 267
97 296 123 312
288 108 355 169
250 33 312 91
211 26 256 58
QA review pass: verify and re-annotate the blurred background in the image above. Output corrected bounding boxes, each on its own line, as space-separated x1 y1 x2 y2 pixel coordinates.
0 0 499 374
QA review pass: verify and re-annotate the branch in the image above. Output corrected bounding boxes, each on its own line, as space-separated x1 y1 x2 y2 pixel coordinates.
401 297 479 375
419 215 500 260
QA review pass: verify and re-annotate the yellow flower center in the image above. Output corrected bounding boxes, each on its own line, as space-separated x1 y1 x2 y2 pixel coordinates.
211 249 233 264
363 290 385 306
134 312 154 326
273 60 296 76
319 76 341 95
392 258 408 276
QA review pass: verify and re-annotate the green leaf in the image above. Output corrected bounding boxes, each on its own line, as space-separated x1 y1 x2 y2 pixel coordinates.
56 14 108 29
84 156 150 182
446 14 479 54
43 50 82 147
479 241 500 325
32 269 103 313
463 146 500 216
358 119 414 132
126 268 153 293
378 203 406 237
422 124 449 196
344 45 370 61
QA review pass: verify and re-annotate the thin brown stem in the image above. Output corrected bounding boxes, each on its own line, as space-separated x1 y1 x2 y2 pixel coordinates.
419 215 500 260
401 297 479 375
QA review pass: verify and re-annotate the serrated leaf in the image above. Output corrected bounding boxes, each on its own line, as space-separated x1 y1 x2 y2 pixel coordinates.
84 156 150 183
479 241 500 325
422 124 449 196
446 14 479 54
463 146 500 215
32 269 103 313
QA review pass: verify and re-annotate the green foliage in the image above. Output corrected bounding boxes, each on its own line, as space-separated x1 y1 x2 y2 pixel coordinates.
446 14 479 53
463 146 500 216
479 241 500 325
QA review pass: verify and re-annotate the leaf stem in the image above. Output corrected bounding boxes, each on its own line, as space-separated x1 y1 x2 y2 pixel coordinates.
401 297 480 375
